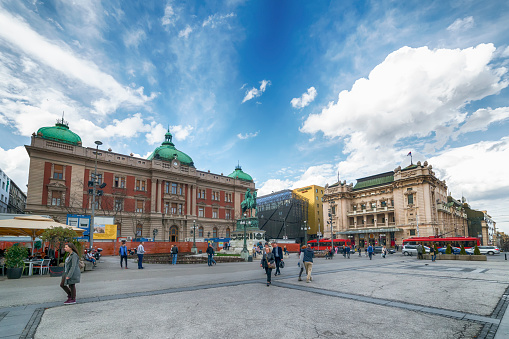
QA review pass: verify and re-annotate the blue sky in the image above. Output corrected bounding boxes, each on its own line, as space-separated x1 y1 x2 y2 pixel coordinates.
0 0 508 232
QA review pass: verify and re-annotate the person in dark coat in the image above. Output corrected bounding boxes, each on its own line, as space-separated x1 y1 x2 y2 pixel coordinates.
261 247 275 286
60 243 81 305
303 246 314 283
206 243 215 266
272 242 283 276
119 240 128 269
367 244 374 260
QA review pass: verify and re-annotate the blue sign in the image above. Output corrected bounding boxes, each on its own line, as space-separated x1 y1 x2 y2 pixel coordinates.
67 214 91 240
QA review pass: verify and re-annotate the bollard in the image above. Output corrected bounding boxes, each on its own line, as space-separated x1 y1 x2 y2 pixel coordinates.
505 253 507 261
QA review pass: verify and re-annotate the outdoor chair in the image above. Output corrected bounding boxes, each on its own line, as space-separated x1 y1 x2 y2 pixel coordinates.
0 262 4 276
32 259 50 275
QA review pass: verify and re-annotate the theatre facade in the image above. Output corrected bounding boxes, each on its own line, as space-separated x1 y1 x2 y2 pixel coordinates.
25 119 255 242
323 161 470 247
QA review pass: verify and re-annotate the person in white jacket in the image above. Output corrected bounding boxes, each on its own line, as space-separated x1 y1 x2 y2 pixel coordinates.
298 245 307 281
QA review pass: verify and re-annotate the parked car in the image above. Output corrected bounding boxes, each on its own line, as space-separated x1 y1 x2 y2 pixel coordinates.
402 245 430 256
438 246 461 255
374 246 396 254
465 246 500 255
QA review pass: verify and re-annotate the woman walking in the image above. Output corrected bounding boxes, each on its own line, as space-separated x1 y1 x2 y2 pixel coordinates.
298 245 307 281
260 247 275 286
60 243 81 305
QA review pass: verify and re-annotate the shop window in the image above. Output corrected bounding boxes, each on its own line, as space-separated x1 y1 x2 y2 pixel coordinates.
53 164 64 179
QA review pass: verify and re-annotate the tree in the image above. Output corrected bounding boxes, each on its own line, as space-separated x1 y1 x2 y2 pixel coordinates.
473 245 481 255
445 244 452 254
5 244 28 268
460 244 466 255
40 226 79 264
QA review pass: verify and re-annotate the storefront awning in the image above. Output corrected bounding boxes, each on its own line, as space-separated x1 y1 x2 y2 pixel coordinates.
337 227 402 235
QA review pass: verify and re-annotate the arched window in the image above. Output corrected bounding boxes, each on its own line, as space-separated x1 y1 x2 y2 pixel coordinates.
169 225 178 242
213 227 218 238
226 228 230 238
198 226 204 238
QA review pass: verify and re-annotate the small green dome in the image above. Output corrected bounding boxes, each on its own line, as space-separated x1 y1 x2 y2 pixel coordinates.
37 119 82 146
147 130 194 166
227 165 253 182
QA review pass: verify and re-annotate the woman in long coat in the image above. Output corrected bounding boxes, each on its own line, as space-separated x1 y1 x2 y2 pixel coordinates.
60 242 81 304
260 247 275 286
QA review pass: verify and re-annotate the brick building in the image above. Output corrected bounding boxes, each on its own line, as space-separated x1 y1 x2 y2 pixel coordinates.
25 119 255 242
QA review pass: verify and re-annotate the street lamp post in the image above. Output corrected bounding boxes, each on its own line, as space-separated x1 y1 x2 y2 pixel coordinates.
241 213 250 260
90 140 102 248
191 220 197 254
301 220 310 246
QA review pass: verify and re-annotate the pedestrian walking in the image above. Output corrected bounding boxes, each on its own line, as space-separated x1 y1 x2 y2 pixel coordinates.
346 245 351 259
381 245 387 258
359 246 362 257
119 240 128 269
417 244 424 259
206 243 215 266
303 245 314 283
298 245 307 281
284 245 289 256
430 245 436 261
171 244 178 265
60 243 81 305
272 242 283 276
367 244 374 260
261 247 275 286
137 242 145 269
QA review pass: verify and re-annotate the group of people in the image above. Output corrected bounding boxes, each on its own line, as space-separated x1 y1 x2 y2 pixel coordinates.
259 242 314 286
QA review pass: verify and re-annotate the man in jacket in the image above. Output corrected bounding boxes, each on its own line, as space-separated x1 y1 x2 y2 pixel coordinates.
367 244 374 260
171 245 178 265
206 243 215 266
119 240 128 269
137 242 145 269
303 246 314 283
272 242 283 276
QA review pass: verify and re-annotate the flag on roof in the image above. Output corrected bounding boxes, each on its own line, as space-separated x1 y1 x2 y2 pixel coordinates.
407 152 412 156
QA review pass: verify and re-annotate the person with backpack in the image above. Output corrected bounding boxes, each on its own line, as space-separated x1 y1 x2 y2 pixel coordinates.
171 245 178 265
367 244 374 260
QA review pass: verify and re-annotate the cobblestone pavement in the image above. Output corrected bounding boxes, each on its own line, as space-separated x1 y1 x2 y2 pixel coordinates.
1 252 508 338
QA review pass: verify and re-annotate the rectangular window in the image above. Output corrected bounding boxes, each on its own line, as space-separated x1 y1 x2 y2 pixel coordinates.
114 176 125 188
96 174 103 185
136 200 144 213
212 191 215 200
381 201 387 207
178 204 183 215
371 203 376 209
53 164 63 179
225 210 231 220
51 191 62 206
225 193 232 202
172 183 177 194
136 224 142 237
179 185 183 195
213 209 218 219
361 204 366 210
198 207 204 217
136 180 141 191
408 194 414 205
115 199 123 211
165 202 169 214
165 182 170 194
410 229 416 236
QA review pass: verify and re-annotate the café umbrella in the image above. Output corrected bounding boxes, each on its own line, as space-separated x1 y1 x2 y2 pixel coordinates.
0 215 85 252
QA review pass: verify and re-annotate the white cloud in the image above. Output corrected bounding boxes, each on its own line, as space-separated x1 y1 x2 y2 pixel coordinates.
170 125 193 141
123 29 146 48
178 25 193 38
0 9 156 116
237 131 259 139
302 44 508 175
145 123 167 145
256 179 293 197
162 3 177 27
202 13 235 28
291 87 317 109
0 146 30 192
447 16 475 32
455 107 509 137
242 80 271 103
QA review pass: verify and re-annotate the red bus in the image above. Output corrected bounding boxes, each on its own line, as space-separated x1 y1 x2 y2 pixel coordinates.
307 238 352 251
402 236 480 248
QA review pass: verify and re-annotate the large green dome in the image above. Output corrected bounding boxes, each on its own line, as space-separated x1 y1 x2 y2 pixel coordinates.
227 165 253 182
37 119 82 146
147 130 194 166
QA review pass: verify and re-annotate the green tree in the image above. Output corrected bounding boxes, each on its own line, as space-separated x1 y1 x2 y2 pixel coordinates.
40 226 79 264
473 245 481 255
445 244 452 254
460 244 466 255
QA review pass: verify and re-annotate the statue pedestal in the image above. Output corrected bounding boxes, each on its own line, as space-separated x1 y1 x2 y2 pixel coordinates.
229 228 266 257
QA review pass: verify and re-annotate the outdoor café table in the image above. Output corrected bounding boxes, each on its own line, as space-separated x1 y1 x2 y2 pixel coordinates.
24 260 43 276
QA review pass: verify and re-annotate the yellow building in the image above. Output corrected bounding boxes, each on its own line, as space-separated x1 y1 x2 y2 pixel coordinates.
293 185 324 237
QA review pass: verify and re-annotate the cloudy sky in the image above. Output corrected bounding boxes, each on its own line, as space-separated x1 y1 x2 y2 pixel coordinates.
0 1 508 232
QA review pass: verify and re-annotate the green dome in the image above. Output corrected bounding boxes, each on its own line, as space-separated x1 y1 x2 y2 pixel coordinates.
227 165 253 182
37 120 82 146
147 130 194 166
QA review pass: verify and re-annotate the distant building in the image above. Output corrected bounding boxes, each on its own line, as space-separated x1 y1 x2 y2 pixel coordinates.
293 185 324 239
465 205 497 246
24 119 254 242
0 168 8 213
323 161 478 247
257 190 308 241
7 179 26 214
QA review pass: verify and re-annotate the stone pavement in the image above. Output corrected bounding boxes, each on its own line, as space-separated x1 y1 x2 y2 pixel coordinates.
1 252 509 338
